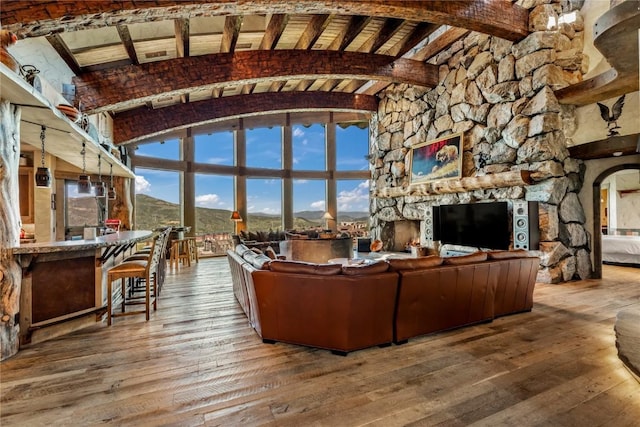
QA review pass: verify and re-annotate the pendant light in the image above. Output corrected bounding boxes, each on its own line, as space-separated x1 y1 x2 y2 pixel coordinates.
77 142 91 194
107 163 116 200
94 153 106 198
35 125 51 187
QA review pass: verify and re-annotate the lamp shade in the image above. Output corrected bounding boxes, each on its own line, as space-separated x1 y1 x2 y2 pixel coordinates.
322 212 334 220
230 211 243 221
94 181 106 198
35 167 51 187
77 174 91 194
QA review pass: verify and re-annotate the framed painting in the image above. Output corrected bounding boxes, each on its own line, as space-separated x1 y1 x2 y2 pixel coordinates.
408 133 463 185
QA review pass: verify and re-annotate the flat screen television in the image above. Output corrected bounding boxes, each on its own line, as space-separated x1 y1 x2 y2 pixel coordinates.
433 202 510 250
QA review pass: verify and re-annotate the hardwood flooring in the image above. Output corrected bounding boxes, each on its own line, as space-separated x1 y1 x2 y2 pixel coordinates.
1 258 639 426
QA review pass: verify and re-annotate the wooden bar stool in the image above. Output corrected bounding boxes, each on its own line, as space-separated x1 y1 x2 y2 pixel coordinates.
170 238 191 269
106 229 169 325
185 236 199 264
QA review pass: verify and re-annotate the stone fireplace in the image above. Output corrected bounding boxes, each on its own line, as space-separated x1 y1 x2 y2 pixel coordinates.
367 0 592 284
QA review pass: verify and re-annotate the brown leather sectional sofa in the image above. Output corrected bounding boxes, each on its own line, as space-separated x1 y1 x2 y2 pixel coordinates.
226 244 540 354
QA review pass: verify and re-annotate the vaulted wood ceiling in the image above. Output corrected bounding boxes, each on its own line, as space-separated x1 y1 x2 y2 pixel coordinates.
1 1 530 145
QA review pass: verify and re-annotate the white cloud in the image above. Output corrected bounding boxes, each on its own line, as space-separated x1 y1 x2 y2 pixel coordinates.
195 193 221 207
135 175 151 193
293 179 308 184
293 127 305 137
337 180 369 211
207 157 229 164
310 200 325 209
261 207 280 214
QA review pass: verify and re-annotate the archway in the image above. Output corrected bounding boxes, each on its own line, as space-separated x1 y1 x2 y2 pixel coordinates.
592 163 640 278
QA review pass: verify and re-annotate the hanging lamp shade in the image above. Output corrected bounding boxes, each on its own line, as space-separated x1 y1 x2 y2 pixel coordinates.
107 162 116 200
35 126 51 187
77 174 92 193
230 211 243 221
77 142 91 194
94 154 106 198
94 181 106 198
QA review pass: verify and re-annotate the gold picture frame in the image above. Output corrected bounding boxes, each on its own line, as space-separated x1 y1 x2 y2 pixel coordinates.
408 133 463 185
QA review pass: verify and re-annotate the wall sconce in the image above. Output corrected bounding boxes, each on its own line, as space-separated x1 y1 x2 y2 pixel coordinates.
230 211 243 222
322 211 334 230
77 142 91 194
94 153 106 198
35 125 51 187
107 163 116 200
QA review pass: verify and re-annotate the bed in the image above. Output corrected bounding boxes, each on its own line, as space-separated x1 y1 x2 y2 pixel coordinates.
602 235 640 266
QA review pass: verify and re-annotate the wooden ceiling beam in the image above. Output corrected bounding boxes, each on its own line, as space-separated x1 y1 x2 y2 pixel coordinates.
295 14 332 50
360 18 404 54
116 24 139 65
45 34 82 76
411 27 470 62
221 15 242 53
259 13 289 50
3 1 529 42
389 22 440 58
328 15 372 51
112 91 377 144
74 50 439 113
174 18 190 58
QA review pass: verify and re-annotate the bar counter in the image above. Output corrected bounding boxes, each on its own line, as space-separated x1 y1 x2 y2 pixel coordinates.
13 230 153 345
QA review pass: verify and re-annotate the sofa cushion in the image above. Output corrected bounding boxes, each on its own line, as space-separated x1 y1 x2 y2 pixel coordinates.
387 255 444 271
487 249 531 260
235 244 251 255
342 260 390 275
269 260 342 275
443 251 488 265
242 250 271 270
250 247 263 255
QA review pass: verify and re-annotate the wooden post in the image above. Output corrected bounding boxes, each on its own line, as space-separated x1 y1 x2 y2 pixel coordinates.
0 100 23 360
108 175 133 230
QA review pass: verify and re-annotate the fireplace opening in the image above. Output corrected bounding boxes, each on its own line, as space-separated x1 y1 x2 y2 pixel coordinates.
380 220 421 252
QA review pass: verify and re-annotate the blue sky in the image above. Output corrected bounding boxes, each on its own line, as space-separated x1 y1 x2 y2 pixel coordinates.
134 124 370 214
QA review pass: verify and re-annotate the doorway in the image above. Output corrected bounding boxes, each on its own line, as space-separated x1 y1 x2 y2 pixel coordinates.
592 164 640 278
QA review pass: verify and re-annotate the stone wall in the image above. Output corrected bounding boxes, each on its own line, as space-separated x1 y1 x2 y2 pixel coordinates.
369 0 592 283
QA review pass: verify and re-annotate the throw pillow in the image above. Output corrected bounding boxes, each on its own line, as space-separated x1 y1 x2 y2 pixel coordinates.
264 246 277 260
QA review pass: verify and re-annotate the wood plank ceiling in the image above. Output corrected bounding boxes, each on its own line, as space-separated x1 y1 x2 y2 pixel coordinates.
1 1 530 145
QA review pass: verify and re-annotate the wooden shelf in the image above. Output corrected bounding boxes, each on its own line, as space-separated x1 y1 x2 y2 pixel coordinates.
0 63 133 178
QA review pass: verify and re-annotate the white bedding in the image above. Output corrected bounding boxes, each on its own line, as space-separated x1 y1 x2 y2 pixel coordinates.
602 235 640 265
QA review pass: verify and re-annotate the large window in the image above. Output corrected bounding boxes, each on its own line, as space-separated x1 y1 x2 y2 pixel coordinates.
131 121 370 238
247 178 282 230
246 127 282 168
65 180 100 227
194 174 234 234
135 138 180 160
134 168 181 230
293 124 325 170
293 179 326 229
194 132 234 165
336 179 370 235
336 124 369 171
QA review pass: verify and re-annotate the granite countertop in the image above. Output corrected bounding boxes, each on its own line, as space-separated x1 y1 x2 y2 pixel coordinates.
11 230 153 255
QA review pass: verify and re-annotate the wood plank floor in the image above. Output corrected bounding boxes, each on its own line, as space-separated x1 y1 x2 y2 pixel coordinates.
1 258 639 426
